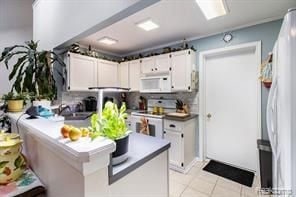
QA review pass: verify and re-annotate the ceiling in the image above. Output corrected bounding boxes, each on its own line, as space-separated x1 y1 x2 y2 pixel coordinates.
0 0 33 30
79 0 296 56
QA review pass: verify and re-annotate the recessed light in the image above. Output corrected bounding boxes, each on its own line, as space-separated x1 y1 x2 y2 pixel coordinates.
98 37 118 45
136 19 159 31
195 0 228 20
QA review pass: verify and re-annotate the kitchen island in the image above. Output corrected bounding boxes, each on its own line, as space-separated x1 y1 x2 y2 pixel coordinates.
8 113 170 197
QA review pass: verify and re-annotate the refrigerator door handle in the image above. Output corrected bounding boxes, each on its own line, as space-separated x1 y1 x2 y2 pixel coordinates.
267 79 279 158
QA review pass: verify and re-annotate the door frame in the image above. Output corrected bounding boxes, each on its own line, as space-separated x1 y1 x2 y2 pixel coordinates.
199 41 262 171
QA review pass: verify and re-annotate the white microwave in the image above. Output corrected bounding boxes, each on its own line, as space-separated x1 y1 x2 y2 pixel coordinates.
140 75 171 93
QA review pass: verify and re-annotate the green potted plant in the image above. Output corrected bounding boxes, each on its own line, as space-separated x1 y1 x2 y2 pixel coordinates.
89 101 131 165
1 92 30 112
0 40 65 105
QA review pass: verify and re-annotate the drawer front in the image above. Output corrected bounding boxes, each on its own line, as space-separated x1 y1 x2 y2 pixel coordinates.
125 115 131 122
164 120 184 131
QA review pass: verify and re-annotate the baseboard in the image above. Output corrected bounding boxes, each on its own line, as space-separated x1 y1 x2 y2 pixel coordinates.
169 157 199 174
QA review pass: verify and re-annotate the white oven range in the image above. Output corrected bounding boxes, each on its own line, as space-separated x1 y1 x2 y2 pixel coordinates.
131 99 175 138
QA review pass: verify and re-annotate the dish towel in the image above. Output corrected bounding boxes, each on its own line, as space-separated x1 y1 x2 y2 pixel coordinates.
0 168 45 197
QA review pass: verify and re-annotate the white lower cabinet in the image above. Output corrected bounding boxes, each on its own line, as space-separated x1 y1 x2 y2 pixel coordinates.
164 118 196 173
164 130 183 167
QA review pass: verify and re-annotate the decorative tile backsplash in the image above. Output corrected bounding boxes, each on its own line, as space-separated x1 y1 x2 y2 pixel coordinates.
61 90 199 114
61 91 121 105
126 91 199 114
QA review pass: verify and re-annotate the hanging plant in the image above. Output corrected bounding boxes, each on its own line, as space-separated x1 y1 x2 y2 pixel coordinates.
0 40 65 100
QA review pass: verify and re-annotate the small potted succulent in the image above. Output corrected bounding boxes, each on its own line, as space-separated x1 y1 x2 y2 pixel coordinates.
1 92 30 112
89 101 131 165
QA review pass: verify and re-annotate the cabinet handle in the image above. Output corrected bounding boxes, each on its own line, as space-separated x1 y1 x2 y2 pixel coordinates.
155 68 158 71
171 86 174 89
169 124 176 128
163 131 166 134
151 69 154 71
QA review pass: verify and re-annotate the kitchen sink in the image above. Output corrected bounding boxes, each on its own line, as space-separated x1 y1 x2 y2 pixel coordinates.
63 112 93 121
64 119 90 128
63 112 93 127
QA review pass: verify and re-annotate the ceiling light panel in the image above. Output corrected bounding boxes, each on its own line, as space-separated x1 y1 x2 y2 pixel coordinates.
136 19 159 31
195 0 228 20
98 37 118 45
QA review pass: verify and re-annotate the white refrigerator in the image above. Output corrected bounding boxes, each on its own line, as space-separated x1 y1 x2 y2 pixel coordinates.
267 8 296 195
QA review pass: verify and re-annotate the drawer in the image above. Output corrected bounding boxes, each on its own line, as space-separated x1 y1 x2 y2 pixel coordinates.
164 119 184 131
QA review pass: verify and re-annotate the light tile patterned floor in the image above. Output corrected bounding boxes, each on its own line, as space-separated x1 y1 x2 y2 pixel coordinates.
169 161 260 197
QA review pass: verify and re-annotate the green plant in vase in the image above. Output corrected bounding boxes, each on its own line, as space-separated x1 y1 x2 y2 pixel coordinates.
0 40 65 101
1 92 31 112
89 101 131 165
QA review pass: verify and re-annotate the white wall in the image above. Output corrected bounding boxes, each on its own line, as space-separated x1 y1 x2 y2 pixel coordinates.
0 0 33 97
33 0 144 50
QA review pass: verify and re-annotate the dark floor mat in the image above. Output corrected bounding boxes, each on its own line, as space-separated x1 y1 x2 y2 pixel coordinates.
203 160 255 187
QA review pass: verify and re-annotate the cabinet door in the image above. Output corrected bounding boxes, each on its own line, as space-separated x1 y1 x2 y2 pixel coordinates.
141 57 155 74
129 60 141 91
155 53 171 73
164 130 184 167
98 60 118 87
68 53 97 91
118 62 129 88
171 50 191 91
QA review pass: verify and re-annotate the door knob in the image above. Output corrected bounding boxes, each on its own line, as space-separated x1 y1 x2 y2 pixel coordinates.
207 113 212 118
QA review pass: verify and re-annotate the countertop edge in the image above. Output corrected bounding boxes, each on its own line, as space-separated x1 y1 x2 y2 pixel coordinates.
164 113 198 121
108 141 170 184
7 113 116 163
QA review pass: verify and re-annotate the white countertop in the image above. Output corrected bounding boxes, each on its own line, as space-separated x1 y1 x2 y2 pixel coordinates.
8 113 116 163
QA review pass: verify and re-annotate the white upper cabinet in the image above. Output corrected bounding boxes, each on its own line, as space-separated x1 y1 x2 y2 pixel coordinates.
141 54 171 75
118 62 129 89
67 53 97 91
171 49 196 92
129 60 141 91
155 53 171 73
98 59 118 87
141 57 155 74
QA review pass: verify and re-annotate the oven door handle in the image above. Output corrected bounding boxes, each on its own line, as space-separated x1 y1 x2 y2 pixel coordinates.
169 124 176 128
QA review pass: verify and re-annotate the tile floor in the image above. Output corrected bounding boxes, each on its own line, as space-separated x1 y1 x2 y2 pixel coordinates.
169 161 260 197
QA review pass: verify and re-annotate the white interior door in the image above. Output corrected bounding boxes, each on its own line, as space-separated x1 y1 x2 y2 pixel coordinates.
204 44 261 172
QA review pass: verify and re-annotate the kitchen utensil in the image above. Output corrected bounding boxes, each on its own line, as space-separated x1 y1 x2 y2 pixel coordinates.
153 106 159 114
159 107 164 114
83 96 97 112
140 117 150 136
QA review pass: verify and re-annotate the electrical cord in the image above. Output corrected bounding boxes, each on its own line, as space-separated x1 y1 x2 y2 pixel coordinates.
16 113 26 134
15 113 27 153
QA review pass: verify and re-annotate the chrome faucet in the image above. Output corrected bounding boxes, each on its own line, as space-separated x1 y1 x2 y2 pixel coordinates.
58 104 71 115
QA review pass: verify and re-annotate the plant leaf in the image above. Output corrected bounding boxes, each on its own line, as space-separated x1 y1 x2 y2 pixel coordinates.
8 55 27 80
0 161 9 169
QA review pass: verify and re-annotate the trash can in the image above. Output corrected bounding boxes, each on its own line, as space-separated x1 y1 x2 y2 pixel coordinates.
257 140 273 188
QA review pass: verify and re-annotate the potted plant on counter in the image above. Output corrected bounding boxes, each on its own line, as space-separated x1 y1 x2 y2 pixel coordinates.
90 101 131 165
0 40 65 106
1 92 30 112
